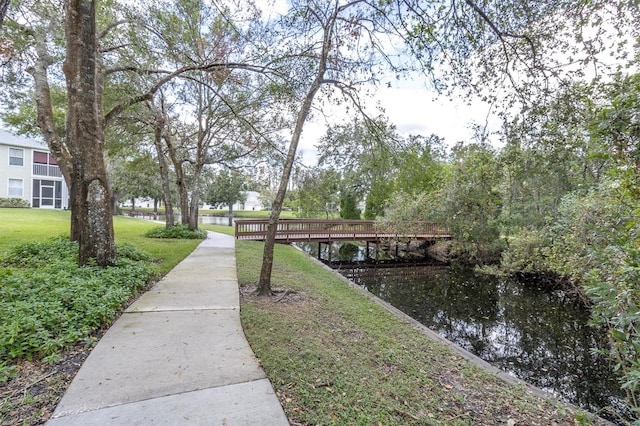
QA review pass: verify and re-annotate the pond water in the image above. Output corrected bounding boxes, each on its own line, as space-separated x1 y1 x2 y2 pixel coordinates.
144 214 235 226
198 215 235 226
298 242 632 423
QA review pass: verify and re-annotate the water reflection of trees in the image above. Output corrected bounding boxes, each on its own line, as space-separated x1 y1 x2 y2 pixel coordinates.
343 264 627 417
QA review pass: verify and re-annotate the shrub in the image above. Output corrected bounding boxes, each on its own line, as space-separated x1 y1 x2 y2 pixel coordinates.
0 198 30 208
145 224 207 239
536 172 640 416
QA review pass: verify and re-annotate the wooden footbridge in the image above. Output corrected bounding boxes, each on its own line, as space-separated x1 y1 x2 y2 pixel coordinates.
234 219 451 243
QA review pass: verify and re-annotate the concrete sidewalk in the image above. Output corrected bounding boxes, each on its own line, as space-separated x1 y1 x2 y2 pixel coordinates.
47 232 289 425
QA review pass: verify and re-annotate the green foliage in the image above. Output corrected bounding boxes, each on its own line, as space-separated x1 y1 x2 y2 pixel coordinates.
578 169 640 414
110 154 163 206
435 143 502 246
145 224 207 239
205 170 247 212
0 238 154 368
492 74 640 416
339 192 361 219
498 81 606 234
518 170 640 416
1 85 67 139
316 119 448 221
296 168 340 219
317 118 400 220
0 198 29 208
499 228 550 273
590 73 640 166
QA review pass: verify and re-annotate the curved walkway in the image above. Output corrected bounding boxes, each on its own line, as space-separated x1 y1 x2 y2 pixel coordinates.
47 232 289 425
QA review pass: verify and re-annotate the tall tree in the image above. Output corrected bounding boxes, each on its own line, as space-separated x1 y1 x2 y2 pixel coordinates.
317 118 401 220
257 1 397 295
63 0 116 265
297 168 340 219
0 0 270 265
255 0 640 293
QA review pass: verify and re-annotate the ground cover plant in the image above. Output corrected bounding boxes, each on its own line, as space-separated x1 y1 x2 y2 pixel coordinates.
145 223 207 239
237 240 603 425
0 208 201 425
0 238 152 365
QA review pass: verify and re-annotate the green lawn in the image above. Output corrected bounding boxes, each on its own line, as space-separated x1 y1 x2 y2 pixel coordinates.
0 209 201 274
0 209 70 250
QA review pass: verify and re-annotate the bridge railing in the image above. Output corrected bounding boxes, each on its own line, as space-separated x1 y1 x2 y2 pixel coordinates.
235 219 450 242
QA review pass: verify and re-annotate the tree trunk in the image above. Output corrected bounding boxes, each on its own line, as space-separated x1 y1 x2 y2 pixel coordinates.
256 6 335 295
163 131 189 226
188 192 199 230
0 0 9 29
151 103 175 228
177 174 189 225
256 76 324 295
228 204 233 227
187 163 202 230
63 0 116 266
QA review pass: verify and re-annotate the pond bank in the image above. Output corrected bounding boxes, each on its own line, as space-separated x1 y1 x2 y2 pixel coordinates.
236 240 606 425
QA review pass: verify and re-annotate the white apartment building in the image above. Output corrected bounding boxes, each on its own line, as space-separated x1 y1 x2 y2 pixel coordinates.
0 128 69 209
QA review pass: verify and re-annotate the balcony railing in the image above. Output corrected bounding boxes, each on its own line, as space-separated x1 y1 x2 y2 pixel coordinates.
33 164 62 178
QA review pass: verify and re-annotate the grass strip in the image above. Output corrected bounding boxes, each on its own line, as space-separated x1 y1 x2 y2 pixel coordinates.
237 240 600 426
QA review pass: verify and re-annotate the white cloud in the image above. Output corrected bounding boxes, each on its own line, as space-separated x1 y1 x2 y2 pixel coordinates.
297 81 502 166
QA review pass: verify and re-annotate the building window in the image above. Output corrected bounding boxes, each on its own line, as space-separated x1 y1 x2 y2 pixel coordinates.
8 179 23 197
33 150 57 165
9 148 24 166
32 179 63 208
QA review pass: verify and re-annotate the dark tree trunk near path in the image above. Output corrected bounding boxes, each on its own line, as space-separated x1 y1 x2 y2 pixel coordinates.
63 0 116 266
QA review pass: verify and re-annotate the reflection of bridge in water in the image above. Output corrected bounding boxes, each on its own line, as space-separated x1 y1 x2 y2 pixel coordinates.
234 219 451 243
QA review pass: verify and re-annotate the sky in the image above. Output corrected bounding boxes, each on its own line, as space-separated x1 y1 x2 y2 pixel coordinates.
296 79 501 166
259 0 502 166
261 0 634 167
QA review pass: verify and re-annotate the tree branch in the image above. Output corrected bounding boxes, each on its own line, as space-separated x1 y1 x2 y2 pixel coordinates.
463 0 538 67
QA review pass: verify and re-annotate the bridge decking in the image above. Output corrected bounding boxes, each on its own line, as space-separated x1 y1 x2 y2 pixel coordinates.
234 219 451 243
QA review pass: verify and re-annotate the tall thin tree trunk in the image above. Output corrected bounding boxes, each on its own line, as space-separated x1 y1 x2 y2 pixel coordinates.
256 6 335 295
256 80 323 295
151 103 175 228
188 163 203 230
0 0 9 29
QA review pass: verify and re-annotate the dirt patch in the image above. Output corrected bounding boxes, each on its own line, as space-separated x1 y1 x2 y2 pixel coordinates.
240 285 308 305
0 342 94 425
